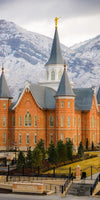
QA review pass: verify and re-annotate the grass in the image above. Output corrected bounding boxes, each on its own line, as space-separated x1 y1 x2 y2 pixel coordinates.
45 156 100 177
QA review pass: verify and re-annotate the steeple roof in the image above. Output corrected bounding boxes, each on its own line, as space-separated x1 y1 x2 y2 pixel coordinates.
45 28 64 65
0 67 12 99
55 64 75 97
97 86 100 104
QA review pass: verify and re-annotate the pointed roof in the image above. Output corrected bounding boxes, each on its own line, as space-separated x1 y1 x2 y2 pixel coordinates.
45 28 64 65
0 67 12 99
55 63 75 97
97 86 100 104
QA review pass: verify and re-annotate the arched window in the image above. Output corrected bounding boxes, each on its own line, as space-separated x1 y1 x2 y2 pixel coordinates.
61 116 64 127
25 112 31 126
51 71 55 80
50 116 54 127
47 71 49 80
58 71 62 80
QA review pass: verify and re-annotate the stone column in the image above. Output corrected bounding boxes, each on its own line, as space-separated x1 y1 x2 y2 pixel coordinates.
76 165 81 181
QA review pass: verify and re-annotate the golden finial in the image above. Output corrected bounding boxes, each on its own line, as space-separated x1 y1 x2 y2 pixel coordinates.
55 17 60 28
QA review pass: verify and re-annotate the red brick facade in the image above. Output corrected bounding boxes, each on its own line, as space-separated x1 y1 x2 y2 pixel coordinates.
0 87 100 151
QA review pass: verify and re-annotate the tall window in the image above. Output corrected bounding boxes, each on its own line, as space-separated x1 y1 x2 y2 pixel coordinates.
68 101 70 108
74 117 76 127
50 134 53 143
3 102 6 109
3 116 6 127
34 133 37 144
51 71 55 80
26 133 29 144
13 116 15 126
61 133 64 141
61 116 64 127
47 71 49 80
58 71 62 80
34 116 37 127
92 115 94 128
25 112 31 126
74 134 76 143
19 134 21 144
97 119 99 128
78 117 80 128
61 101 64 108
19 116 22 127
67 116 70 127
3 133 6 144
50 116 54 127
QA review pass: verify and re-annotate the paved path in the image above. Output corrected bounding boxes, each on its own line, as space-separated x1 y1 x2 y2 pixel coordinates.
0 193 99 200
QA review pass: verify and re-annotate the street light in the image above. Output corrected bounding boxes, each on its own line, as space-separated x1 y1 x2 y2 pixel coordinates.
15 142 17 163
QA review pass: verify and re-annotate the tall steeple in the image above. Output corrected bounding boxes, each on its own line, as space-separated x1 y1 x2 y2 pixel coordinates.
55 62 75 97
45 18 64 66
39 18 65 91
0 65 12 99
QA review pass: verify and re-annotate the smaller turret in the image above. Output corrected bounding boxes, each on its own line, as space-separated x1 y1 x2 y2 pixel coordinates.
0 65 12 99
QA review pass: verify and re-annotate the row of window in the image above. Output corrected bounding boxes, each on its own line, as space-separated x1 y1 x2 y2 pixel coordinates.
56 116 81 128
90 116 99 128
56 101 70 108
18 133 37 145
13 112 37 127
47 70 62 81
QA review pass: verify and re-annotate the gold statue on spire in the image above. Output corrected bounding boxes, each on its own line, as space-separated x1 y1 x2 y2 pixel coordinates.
55 17 60 28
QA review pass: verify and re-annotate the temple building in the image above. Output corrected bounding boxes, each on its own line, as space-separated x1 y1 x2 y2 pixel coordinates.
0 19 100 151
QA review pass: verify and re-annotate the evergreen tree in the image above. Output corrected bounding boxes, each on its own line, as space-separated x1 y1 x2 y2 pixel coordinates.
17 151 25 168
32 147 42 168
91 141 94 151
36 139 46 160
65 139 73 161
86 138 88 151
26 147 32 168
56 140 66 163
48 142 57 165
78 142 84 158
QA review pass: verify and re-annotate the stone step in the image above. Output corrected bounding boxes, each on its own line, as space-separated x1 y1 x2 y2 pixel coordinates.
67 183 91 196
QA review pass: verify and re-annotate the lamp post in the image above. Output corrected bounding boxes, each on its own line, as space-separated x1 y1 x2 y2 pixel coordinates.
15 142 17 163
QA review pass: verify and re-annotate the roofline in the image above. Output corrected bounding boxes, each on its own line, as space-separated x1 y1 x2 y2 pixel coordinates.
12 85 46 110
55 96 75 99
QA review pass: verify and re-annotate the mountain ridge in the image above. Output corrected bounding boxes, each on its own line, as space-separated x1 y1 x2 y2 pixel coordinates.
0 19 100 100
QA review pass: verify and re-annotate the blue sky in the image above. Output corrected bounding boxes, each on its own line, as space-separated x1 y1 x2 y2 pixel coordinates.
0 0 100 46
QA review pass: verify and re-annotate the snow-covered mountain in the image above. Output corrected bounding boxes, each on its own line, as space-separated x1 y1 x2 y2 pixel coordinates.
0 19 100 100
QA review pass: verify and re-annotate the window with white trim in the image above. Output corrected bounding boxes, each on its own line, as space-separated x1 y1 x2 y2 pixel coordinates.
34 133 37 144
61 116 64 127
34 116 37 127
19 134 21 144
61 133 64 141
78 117 80 128
50 116 54 127
61 101 64 108
67 116 70 127
13 116 15 126
3 102 6 109
50 134 53 143
26 133 29 144
51 71 55 80
3 133 6 144
19 116 22 127
25 112 31 126
3 116 6 127
68 101 70 108
58 71 62 80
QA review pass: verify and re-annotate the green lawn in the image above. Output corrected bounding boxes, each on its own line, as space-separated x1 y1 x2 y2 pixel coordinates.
45 156 100 177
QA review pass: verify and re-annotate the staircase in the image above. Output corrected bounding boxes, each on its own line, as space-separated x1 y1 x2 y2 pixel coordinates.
67 182 91 196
